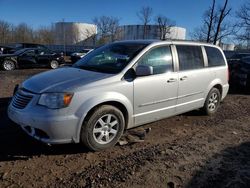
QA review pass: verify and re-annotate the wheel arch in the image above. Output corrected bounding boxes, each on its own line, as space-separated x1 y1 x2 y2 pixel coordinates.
213 84 223 98
74 93 133 143
83 101 129 130
2 57 18 70
205 79 223 101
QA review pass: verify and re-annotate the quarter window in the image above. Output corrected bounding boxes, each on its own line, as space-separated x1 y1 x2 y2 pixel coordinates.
137 46 173 75
177 45 204 71
205 46 225 67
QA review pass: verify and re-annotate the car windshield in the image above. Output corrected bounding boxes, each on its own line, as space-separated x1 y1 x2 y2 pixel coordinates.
73 43 148 74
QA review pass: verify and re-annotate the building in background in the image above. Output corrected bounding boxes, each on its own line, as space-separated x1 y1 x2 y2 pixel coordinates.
219 43 235 51
54 22 97 45
117 25 186 40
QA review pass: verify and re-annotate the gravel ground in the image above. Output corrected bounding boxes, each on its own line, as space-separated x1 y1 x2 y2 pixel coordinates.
0 69 250 188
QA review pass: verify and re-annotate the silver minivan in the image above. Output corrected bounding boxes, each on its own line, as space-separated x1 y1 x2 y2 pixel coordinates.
8 40 229 151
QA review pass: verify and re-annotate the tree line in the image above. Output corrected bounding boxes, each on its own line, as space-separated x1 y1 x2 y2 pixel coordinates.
0 21 54 45
0 0 249 48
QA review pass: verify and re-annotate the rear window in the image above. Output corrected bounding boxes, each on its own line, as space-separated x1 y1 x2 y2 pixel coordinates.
205 46 225 67
177 45 204 71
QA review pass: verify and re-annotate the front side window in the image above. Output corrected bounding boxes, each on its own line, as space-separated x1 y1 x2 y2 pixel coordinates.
177 45 204 71
137 46 173 75
73 43 148 74
205 46 226 67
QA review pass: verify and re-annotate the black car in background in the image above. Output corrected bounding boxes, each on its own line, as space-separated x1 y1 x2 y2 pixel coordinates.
0 48 64 71
233 56 250 89
228 52 250 62
227 52 250 83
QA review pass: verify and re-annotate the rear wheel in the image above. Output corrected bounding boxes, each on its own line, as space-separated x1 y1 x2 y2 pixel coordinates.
203 88 221 115
2 59 15 71
50 60 59 69
80 105 125 151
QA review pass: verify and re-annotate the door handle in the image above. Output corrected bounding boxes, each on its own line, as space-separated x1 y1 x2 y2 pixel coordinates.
180 76 188 81
167 78 177 83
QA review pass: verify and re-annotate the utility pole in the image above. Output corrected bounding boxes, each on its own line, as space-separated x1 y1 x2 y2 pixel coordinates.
62 18 66 56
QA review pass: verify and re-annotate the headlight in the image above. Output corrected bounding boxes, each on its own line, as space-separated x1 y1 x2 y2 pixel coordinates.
38 93 73 109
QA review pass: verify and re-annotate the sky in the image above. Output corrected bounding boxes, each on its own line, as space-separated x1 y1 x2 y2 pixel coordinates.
0 0 247 38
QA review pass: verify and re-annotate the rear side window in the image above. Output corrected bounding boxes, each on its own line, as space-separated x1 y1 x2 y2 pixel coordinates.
177 45 204 71
205 46 225 67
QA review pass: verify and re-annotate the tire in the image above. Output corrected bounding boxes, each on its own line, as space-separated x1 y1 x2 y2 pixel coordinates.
2 59 15 71
203 88 221 115
50 60 59 69
80 105 125 151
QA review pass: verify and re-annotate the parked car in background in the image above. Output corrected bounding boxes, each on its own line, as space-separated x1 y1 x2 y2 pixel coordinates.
229 52 250 61
70 48 93 63
0 48 64 71
223 50 236 61
227 52 250 85
8 40 229 151
230 56 250 89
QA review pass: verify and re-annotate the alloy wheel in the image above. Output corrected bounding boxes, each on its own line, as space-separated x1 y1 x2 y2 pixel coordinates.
93 114 119 145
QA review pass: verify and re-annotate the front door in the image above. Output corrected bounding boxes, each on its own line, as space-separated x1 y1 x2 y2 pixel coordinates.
18 49 37 67
133 45 178 126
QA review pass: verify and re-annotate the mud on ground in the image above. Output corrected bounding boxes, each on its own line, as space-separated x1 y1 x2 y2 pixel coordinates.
1 69 250 188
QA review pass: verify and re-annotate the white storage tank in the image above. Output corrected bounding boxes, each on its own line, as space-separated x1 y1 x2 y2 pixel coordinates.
117 25 186 40
54 22 97 45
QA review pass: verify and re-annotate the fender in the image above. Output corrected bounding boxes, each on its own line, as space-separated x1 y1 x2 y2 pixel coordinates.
73 91 133 143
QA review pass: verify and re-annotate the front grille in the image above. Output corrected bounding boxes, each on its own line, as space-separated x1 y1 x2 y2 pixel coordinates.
12 90 33 109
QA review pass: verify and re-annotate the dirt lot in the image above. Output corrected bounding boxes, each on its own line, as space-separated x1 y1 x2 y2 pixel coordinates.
1 69 250 188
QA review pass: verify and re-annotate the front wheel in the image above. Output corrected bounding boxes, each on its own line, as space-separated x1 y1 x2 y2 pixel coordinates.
50 60 59 69
80 105 125 151
203 88 221 115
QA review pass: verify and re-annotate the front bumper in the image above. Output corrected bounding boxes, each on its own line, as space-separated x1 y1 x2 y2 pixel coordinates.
8 104 80 144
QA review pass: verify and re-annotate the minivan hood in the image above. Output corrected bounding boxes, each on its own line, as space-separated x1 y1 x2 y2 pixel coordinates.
22 67 113 93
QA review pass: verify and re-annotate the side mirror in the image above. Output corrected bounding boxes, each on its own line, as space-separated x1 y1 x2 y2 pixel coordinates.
136 65 153 76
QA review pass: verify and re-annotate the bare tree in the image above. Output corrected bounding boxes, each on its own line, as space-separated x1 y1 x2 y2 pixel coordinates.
0 20 12 44
137 6 153 39
34 25 54 44
13 23 35 43
236 1 250 46
0 20 56 45
93 16 120 44
155 15 175 40
213 0 231 44
205 0 216 42
191 0 234 44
